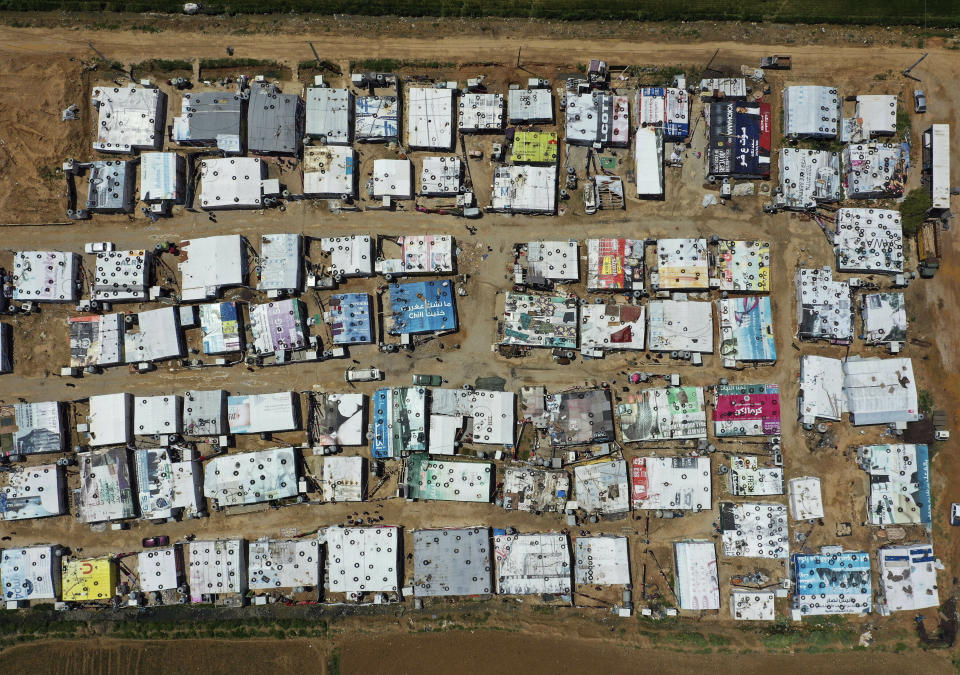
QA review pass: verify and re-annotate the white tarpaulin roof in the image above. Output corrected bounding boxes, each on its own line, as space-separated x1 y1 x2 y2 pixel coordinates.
862 292 907 344
459 93 504 132
843 357 918 426
92 85 163 152
310 393 365 447
188 539 246 597
720 502 789 559
494 533 571 596
138 547 181 593
655 238 708 289
647 300 713 352
406 87 454 149
796 267 853 342
508 89 552 123
789 476 824 521
258 233 302 292
133 447 201 520
77 446 135 523
372 159 412 199
857 443 930 525
124 307 183 363
731 590 776 621
632 456 711 511
427 388 515 446
248 538 321 590
728 456 784 496
420 156 462 196
491 165 556 213
778 148 841 209
12 251 79 303
0 465 65 521
198 157 264 209
140 152 181 202
183 389 227 436
319 455 365 502
674 541 720 610
303 146 356 197
1 546 59 600
926 124 951 210
573 459 630 515
179 235 245 301
574 536 629 585
522 240 578 285
835 208 903 273
783 86 840 138
324 526 400 594
320 236 373 277
88 393 132 447
878 545 939 613
134 395 182 436
203 447 298 507
634 127 664 198
799 355 846 423
580 304 645 353
305 87 351 143
855 94 897 136
93 250 150 302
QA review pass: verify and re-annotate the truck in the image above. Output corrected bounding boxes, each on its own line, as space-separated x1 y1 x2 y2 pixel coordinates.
917 220 942 278
412 374 442 386
760 55 792 70
345 367 382 382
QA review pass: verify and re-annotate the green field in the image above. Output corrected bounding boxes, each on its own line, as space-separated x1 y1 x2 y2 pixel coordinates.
0 0 958 27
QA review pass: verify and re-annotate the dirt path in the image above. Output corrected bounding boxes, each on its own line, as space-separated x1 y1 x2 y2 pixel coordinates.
0 25 948 66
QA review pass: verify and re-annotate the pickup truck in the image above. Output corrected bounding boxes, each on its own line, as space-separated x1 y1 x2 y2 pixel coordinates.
760 55 792 70
412 374 442 386
345 367 382 382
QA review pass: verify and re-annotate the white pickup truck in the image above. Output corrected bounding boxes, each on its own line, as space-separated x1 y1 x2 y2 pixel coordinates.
345 367 382 382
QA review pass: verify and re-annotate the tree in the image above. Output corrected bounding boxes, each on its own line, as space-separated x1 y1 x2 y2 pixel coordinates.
900 188 932 237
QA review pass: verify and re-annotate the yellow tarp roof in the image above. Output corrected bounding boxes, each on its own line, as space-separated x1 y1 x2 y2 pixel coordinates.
61 558 117 601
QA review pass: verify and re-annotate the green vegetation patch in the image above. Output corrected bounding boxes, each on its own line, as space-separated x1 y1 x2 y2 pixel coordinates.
132 58 192 74
199 58 290 80
2 0 959 27
349 58 455 72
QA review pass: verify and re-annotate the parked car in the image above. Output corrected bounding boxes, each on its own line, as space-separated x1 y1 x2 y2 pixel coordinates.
914 89 927 113
142 535 170 548
412 374 442 386
84 241 115 254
